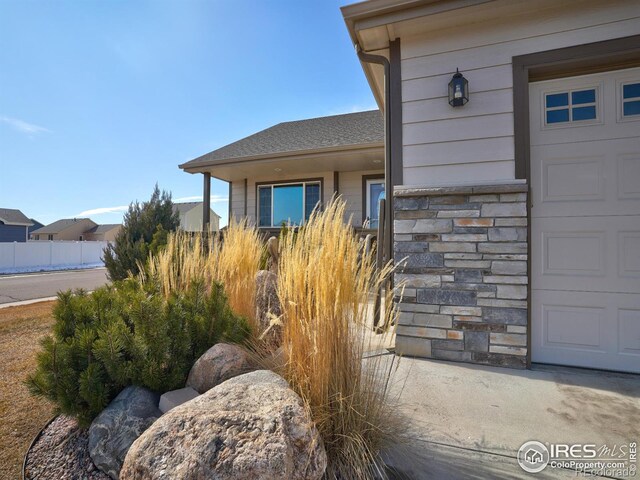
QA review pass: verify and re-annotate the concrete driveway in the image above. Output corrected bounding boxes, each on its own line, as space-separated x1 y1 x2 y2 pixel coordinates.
378 356 640 479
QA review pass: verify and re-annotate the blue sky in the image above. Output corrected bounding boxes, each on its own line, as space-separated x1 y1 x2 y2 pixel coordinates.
0 0 376 227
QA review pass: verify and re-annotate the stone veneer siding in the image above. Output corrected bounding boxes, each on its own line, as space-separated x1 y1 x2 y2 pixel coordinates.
393 182 529 369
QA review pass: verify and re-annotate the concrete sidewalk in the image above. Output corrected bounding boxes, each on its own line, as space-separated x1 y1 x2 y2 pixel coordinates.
377 356 640 479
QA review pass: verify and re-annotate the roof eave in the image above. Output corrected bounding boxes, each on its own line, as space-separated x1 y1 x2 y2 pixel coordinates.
0 219 33 227
32 219 98 235
342 0 491 37
342 0 492 105
179 141 384 174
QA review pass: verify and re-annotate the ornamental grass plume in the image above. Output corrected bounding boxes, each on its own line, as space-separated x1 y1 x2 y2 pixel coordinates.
276 198 403 479
207 219 263 332
144 230 207 298
144 220 263 334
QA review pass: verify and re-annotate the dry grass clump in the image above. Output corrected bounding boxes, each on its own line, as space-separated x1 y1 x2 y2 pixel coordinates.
145 231 208 298
144 221 263 332
208 219 263 330
276 199 401 479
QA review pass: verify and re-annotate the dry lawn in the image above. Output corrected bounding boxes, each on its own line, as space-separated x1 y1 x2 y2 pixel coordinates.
0 301 55 479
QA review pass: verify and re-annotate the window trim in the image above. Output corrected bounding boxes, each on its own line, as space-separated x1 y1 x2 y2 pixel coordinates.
541 84 601 129
255 177 324 228
618 77 640 122
361 174 385 227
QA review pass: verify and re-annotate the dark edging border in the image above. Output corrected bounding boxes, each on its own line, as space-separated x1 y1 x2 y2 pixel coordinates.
22 415 58 480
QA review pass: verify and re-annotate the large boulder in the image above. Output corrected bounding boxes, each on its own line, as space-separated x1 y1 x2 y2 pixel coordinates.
120 370 327 480
186 343 254 394
255 270 282 347
89 386 161 479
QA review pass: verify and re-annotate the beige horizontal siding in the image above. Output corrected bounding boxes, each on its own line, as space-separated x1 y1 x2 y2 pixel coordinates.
399 0 640 186
230 181 245 223
403 88 513 124
404 137 514 168
404 112 514 145
404 161 514 186
402 64 513 102
400 1 638 60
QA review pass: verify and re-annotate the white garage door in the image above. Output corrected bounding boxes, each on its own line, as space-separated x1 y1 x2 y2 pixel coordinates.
530 67 640 373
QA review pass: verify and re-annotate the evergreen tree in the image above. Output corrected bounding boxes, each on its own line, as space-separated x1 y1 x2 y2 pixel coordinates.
103 185 180 280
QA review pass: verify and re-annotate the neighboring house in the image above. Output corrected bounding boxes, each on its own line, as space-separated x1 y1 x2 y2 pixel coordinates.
28 219 44 235
85 224 122 242
0 208 33 242
179 111 385 235
173 202 221 233
341 0 639 373
30 218 97 241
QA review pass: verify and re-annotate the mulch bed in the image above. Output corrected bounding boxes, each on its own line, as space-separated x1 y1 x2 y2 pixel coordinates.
24 415 110 480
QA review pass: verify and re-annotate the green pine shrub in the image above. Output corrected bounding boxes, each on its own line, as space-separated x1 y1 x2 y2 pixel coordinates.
27 279 249 426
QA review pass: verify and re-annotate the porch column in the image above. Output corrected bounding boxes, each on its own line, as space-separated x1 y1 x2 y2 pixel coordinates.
243 178 248 217
202 172 211 235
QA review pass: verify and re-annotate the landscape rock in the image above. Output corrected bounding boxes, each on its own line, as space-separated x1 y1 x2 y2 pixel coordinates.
255 269 282 347
120 370 327 480
159 386 199 413
186 342 254 394
89 386 161 479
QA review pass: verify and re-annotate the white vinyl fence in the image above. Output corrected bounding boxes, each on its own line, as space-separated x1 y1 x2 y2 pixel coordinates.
0 241 109 273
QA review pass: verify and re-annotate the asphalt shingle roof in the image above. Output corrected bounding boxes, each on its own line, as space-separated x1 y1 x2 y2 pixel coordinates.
0 208 33 226
181 110 383 167
31 218 94 235
173 202 221 217
173 202 201 215
88 224 121 234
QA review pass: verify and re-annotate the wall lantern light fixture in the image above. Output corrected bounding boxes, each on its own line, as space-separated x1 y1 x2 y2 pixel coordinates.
448 68 469 107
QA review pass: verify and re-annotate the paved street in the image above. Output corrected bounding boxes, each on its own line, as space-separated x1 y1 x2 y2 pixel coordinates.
0 268 109 304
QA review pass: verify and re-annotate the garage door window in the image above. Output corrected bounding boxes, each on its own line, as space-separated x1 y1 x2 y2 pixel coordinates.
622 82 640 117
544 88 597 125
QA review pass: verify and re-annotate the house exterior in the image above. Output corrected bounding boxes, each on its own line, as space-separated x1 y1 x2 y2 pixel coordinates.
179 111 385 235
342 0 640 373
178 1 639 374
173 202 221 233
0 208 33 242
30 218 98 241
28 219 44 236
85 224 122 242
